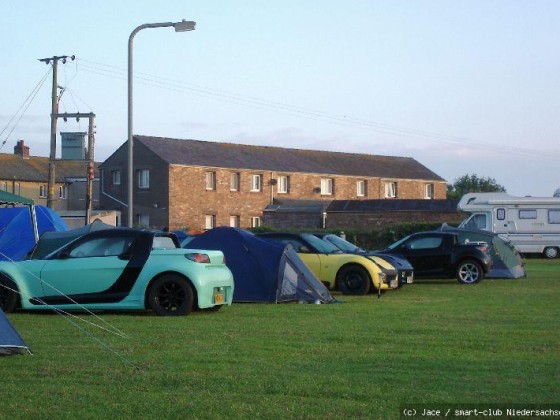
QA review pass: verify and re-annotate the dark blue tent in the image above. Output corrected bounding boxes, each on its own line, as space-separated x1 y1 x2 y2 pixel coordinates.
0 308 31 356
183 227 334 303
0 205 68 261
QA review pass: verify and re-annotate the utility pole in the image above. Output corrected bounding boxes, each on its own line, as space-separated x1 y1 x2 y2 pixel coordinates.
38 55 75 209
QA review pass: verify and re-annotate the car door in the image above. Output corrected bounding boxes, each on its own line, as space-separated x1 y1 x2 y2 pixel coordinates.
39 235 134 298
397 235 449 277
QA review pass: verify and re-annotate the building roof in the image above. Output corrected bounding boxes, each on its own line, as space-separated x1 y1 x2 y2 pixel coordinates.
327 199 459 213
0 153 96 183
133 135 445 181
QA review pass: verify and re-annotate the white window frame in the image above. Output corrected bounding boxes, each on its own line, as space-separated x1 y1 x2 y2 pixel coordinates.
112 170 121 186
229 215 240 228
39 185 47 198
205 171 216 191
137 169 150 189
13 183 20 195
205 214 216 229
0 182 7 191
251 216 261 228
277 175 289 194
320 178 333 196
136 214 150 228
424 183 434 199
230 172 240 192
384 181 397 198
250 174 262 192
59 185 68 200
357 180 367 197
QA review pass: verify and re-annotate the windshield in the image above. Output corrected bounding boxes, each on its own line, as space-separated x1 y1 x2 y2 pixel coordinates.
301 233 342 254
386 235 411 250
324 235 363 253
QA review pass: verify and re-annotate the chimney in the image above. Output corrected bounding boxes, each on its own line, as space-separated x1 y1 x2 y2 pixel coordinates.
14 140 30 159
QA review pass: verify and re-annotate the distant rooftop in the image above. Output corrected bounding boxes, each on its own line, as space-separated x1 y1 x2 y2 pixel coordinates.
127 135 445 181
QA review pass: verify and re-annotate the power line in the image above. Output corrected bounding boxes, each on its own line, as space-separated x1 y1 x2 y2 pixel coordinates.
0 68 52 151
75 57 559 160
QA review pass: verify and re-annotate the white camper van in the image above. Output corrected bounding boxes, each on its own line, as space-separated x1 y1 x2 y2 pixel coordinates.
457 193 560 259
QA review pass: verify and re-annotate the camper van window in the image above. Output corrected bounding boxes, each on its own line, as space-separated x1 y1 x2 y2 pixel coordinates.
497 208 506 220
519 210 537 219
549 210 560 224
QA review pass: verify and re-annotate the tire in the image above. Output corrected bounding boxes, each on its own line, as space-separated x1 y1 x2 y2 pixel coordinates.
147 274 194 316
337 265 371 295
0 274 19 313
543 247 559 259
456 260 483 284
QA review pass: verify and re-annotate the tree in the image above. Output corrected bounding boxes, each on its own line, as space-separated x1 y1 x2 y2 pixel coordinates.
447 173 506 200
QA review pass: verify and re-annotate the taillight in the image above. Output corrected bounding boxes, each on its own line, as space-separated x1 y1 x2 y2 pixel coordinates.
185 253 210 263
476 245 489 253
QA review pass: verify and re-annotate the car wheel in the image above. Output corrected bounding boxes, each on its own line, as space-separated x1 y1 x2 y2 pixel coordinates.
0 274 19 313
543 247 558 259
148 274 194 316
337 265 371 295
456 260 483 284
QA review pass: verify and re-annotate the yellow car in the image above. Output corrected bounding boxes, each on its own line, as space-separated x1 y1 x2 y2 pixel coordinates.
257 233 399 295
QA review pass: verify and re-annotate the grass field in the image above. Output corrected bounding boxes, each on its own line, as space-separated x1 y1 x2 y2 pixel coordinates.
2 260 559 419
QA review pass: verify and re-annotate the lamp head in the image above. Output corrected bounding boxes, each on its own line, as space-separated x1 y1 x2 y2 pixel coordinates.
174 20 196 32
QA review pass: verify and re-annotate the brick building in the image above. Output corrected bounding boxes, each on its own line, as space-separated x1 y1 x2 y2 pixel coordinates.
99 135 448 230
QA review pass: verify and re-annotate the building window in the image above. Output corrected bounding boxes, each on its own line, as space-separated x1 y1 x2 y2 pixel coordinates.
277 175 289 194
205 214 216 229
13 183 20 195
424 183 434 199
0 182 7 191
384 181 397 198
59 185 68 199
229 215 240 228
251 216 261 228
230 172 240 191
112 170 121 186
250 174 262 192
137 169 150 189
357 180 367 197
205 171 216 191
321 178 333 195
39 185 47 198
136 214 150 228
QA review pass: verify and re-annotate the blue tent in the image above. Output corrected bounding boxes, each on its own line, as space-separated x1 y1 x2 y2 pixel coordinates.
0 308 31 356
184 227 335 303
0 205 68 261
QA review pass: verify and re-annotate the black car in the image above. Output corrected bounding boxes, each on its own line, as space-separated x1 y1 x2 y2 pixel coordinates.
381 231 493 284
315 233 414 286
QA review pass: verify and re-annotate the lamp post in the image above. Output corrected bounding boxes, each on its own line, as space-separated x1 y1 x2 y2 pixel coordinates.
127 19 196 227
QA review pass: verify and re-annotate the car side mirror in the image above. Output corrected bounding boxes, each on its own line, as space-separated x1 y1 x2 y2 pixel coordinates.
298 245 311 253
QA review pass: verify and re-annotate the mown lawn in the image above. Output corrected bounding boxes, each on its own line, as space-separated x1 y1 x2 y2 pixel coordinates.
1 260 559 419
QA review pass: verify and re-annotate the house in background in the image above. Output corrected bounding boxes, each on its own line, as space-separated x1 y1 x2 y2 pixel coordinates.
99 135 448 230
0 140 112 226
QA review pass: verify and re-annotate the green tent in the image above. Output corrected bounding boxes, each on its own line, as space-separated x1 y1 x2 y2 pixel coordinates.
0 190 34 206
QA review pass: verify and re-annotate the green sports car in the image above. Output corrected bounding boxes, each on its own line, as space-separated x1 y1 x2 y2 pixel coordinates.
0 228 234 316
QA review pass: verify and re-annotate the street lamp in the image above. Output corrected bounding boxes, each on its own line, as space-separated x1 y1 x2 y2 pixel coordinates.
127 19 196 227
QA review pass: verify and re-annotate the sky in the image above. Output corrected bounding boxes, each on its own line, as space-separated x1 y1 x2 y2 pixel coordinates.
1 1 559 197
